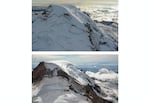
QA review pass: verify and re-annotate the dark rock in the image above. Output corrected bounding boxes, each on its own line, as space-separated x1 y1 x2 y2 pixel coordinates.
85 84 112 103
32 62 47 83
83 11 90 17
57 69 69 81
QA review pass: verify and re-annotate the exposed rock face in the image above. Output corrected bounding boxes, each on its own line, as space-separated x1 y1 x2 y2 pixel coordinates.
57 69 70 80
32 62 113 103
85 85 112 103
32 62 47 82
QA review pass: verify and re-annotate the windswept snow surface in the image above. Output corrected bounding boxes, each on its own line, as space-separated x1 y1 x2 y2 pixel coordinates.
47 60 94 86
53 93 90 103
86 68 118 103
33 77 91 103
32 4 118 51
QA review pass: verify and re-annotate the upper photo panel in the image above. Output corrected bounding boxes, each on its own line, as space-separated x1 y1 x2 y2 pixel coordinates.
32 0 118 51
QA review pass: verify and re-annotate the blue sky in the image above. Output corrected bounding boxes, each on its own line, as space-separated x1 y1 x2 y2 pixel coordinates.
32 54 118 68
32 0 118 6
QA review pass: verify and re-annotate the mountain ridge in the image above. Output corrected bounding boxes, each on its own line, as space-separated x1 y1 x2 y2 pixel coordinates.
32 4 118 51
32 61 117 103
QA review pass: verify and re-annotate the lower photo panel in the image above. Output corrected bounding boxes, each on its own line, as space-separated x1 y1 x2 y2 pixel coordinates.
32 54 118 103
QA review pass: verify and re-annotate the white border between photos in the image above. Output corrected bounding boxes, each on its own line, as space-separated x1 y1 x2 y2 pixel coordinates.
32 51 118 55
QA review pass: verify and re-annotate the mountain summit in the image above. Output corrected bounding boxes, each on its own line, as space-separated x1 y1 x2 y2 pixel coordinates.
32 61 117 103
32 5 118 51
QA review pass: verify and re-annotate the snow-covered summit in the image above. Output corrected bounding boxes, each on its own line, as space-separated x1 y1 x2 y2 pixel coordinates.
32 61 114 103
32 4 118 51
45 60 94 85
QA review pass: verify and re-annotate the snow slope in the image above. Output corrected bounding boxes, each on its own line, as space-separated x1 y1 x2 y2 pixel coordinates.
49 60 95 85
32 4 118 51
33 77 91 103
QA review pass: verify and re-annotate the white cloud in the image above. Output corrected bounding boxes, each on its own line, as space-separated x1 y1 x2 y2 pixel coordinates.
32 54 118 66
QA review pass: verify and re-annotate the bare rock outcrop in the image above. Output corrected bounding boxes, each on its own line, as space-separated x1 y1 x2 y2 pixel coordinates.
32 62 47 82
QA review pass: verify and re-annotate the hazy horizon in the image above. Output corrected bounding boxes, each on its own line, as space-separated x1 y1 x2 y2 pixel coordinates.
32 54 118 68
32 0 118 6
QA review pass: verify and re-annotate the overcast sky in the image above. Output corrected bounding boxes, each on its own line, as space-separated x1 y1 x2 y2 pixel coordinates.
32 54 118 68
32 0 118 6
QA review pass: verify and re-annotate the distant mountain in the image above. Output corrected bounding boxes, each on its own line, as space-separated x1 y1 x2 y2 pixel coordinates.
32 4 118 51
32 61 118 103
77 62 118 73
